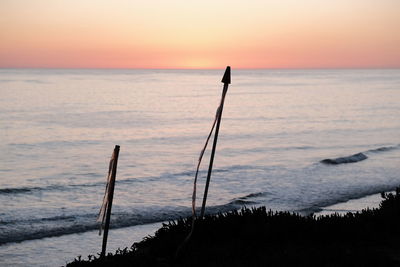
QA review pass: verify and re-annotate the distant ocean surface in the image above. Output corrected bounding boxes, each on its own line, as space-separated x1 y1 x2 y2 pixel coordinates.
1 69 399 266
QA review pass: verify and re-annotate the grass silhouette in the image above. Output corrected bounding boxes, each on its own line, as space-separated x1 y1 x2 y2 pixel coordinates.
68 189 400 266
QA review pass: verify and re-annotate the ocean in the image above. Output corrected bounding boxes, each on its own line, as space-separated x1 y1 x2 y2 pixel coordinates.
1 69 399 266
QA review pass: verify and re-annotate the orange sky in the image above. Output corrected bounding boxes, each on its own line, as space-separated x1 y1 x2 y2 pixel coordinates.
1 0 399 69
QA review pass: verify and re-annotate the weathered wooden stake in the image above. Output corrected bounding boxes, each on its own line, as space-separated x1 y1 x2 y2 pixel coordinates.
100 145 120 259
200 66 230 217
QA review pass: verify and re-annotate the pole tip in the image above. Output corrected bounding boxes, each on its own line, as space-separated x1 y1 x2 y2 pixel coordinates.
221 66 231 84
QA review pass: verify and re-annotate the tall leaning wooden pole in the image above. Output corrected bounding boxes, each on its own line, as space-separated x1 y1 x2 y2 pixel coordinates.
100 145 120 259
200 66 231 218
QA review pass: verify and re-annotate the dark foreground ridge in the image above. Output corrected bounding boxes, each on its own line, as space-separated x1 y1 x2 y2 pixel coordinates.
68 189 400 266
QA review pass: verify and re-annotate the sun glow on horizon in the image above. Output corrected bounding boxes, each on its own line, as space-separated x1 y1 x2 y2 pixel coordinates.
1 0 399 69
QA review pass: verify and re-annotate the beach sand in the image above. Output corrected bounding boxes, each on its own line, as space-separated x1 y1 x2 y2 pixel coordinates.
316 192 384 216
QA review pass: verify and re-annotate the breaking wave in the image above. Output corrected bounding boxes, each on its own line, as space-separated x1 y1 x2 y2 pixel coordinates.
320 145 399 165
321 152 368 165
0 203 240 246
366 144 400 153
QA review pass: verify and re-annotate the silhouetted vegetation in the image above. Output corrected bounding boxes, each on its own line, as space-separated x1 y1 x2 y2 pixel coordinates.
68 189 400 266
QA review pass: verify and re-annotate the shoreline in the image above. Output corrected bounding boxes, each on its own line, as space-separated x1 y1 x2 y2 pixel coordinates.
316 191 385 216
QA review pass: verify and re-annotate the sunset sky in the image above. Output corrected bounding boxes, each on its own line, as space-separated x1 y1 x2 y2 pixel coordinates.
1 0 399 69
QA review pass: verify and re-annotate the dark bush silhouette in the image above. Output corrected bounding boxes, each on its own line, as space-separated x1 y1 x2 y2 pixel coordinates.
68 188 400 266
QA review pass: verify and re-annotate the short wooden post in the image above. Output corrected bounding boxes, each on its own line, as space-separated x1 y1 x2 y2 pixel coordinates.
100 145 120 259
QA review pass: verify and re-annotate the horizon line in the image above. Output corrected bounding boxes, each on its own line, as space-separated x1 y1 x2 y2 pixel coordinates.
1 66 399 71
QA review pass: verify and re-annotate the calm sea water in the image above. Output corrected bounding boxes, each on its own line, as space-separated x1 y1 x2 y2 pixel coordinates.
1 69 399 265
